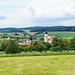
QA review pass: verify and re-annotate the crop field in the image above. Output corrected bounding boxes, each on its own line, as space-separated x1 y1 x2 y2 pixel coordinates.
0 55 75 75
36 32 75 38
24 30 37 35
0 32 14 35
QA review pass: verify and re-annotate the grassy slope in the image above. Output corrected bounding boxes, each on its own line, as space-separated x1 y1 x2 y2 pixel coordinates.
0 55 75 75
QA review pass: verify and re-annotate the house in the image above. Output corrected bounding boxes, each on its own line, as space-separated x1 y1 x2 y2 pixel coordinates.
44 32 56 43
0 36 3 38
18 42 30 46
26 39 31 43
18 39 31 46
7 37 11 40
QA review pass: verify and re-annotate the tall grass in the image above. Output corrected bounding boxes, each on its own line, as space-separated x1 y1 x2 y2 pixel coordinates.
0 52 75 58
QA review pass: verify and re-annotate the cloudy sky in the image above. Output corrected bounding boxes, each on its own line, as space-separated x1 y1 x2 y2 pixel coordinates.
0 0 75 28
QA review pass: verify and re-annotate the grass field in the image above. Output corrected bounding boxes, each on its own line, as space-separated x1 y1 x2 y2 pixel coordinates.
0 55 75 75
0 32 14 35
37 32 75 38
24 30 37 35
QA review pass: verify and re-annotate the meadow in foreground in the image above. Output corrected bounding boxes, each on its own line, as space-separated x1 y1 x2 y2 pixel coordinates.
0 55 75 75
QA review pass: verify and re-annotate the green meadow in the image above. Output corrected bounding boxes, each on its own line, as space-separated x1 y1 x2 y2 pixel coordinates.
37 32 75 38
0 32 14 35
0 55 75 75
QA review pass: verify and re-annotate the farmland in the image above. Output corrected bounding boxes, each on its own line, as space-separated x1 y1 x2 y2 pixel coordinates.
36 32 75 38
0 30 75 39
0 55 75 75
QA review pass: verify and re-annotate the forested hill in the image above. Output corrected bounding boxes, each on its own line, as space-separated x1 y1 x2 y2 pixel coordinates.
30 26 75 32
0 26 75 32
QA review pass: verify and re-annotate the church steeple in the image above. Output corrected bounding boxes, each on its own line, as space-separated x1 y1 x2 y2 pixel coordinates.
44 31 48 42
45 31 48 34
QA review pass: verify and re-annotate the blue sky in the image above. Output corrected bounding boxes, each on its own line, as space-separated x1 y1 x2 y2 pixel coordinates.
0 0 75 28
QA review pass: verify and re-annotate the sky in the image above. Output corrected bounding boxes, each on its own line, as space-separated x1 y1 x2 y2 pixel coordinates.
0 0 75 28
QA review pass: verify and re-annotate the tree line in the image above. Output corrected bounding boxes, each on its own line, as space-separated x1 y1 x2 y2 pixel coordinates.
30 26 75 32
0 37 75 54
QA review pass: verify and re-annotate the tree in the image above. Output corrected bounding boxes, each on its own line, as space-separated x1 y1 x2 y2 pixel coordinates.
5 40 20 54
44 42 51 50
50 46 62 52
1 39 9 51
39 37 44 41
52 37 59 47
30 41 38 46
24 46 28 52
35 44 46 52
51 37 64 51
71 37 75 50
29 36 32 40
63 39 71 50
18 46 24 52
27 45 35 52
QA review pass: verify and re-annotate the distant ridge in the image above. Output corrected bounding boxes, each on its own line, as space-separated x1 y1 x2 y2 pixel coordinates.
0 26 75 32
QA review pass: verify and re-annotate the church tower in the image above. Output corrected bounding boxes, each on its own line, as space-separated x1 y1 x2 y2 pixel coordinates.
44 31 48 42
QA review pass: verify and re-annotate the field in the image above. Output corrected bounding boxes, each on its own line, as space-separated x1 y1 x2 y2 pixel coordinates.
36 32 75 38
0 30 75 39
24 30 37 35
0 55 75 75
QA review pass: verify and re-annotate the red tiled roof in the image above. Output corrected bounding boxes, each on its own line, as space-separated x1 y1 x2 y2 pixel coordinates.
48 37 53 40
22 43 30 46
18 43 30 46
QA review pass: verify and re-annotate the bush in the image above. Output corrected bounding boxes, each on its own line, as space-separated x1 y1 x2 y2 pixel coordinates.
27 45 35 52
35 44 46 52
50 46 62 52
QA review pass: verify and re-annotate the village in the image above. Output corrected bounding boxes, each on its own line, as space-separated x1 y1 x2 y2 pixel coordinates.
0 30 56 46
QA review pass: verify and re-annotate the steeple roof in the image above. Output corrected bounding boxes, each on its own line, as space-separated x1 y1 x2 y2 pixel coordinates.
45 31 48 34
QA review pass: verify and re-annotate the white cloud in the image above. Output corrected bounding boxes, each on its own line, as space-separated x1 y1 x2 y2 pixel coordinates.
0 0 32 6
28 0 75 18
0 0 75 28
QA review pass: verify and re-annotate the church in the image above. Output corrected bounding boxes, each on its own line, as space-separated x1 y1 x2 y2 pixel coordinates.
44 32 56 43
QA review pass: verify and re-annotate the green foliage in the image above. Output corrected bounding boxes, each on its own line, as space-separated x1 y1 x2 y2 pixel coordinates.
51 37 64 51
63 39 71 50
5 40 20 54
29 36 32 40
30 26 75 32
44 42 51 50
30 41 38 46
50 46 62 52
39 37 44 41
27 45 35 52
24 46 29 52
18 46 24 51
1 39 9 51
30 41 46 52
71 37 75 50
35 44 46 52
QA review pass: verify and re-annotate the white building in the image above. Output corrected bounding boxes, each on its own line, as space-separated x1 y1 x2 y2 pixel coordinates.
44 32 56 43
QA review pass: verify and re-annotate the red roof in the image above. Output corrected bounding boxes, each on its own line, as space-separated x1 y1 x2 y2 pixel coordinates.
18 43 30 46
48 37 53 41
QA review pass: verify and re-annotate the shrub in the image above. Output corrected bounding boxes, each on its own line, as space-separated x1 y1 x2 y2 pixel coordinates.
50 46 62 52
